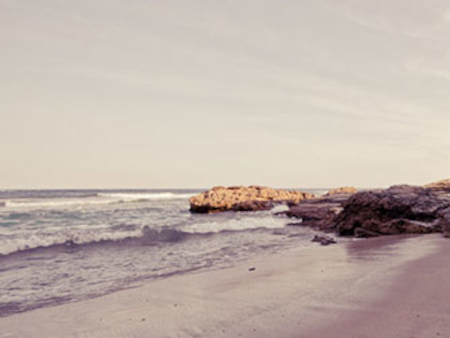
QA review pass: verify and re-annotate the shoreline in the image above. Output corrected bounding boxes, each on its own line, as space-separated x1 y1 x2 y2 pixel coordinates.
0 234 447 338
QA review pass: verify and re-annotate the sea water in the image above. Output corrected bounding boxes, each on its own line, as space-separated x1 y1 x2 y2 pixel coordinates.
0 189 327 316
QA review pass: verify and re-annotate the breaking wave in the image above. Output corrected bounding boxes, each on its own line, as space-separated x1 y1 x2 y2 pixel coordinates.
0 228 143 256
3 199 113 209
182 216 286 234
0 215 287 256
97 192 195 201
1 192 195 209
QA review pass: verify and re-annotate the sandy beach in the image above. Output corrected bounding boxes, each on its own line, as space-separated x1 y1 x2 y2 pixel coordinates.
1 234 448 338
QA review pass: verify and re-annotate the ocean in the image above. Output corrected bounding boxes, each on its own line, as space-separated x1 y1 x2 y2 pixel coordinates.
0 189 328 317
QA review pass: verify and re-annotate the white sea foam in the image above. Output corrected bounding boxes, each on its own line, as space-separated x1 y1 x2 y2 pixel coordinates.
97 192 195 201
0 214 289 255
270 204 290 213
4 198 113 209
182 216 286 234
0 228 143 256
2 192 195 209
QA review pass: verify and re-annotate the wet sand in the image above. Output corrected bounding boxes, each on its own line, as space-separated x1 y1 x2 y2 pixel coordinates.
1 234 448 338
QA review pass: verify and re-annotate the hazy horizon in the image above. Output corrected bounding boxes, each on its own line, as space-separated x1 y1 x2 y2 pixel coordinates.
1 0 450 189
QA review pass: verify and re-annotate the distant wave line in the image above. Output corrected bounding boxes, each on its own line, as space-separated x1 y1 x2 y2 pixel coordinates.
0 192 196 209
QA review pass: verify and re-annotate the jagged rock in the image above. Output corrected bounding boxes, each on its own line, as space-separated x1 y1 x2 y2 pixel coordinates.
281 202 342 231
334 185 450 237
189 186 314 213
311 235 336 245
324 187 357 196
279 193 350 231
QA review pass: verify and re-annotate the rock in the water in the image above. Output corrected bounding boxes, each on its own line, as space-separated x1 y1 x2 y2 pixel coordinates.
281 201 342 231
311 235 336 245
334 185 450 237
189 186 314 213
279 192 351 231
324 187 357 196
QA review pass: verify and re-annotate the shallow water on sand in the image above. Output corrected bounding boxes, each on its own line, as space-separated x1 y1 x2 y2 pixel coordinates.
0 189 328 316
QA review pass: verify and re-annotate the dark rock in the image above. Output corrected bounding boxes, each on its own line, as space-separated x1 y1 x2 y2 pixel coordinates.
354 228 379 238
248 267 256 271
334 185 450 237
282 202 341 231
311 235 336 245
279 193 350 231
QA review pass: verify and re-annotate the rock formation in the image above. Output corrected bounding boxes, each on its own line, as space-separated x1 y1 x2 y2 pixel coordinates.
189 186 314 213
311 235 337 246
334 185 450 237
192 179 450 239
282 199 343 231
281 181 450 239
424 179 450 192
324 187 357 196
278 190 353 230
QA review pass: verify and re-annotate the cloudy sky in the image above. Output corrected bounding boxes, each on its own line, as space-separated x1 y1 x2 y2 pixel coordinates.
1 0 450 189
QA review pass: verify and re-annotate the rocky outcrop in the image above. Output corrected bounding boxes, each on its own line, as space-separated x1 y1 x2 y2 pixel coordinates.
189 186 314 213
283 201 343 231
192 181 450 239
279 192 351 231
324 187 357 196
424 179 450 192
281 183 450 239
334 185 450 237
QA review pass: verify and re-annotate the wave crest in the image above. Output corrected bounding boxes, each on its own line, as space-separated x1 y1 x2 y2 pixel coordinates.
98 192 194 201
0 228 142 256
1 192 195 209
0 214 287 256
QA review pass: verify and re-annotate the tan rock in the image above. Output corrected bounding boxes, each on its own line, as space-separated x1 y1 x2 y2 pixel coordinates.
189 186 314 213
324 187 357 196
424 179 450 192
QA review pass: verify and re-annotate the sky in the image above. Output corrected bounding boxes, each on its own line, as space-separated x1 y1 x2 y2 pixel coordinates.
1 0 450 189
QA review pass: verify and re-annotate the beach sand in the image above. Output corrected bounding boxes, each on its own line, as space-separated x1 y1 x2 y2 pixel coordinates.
1 234 448 338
